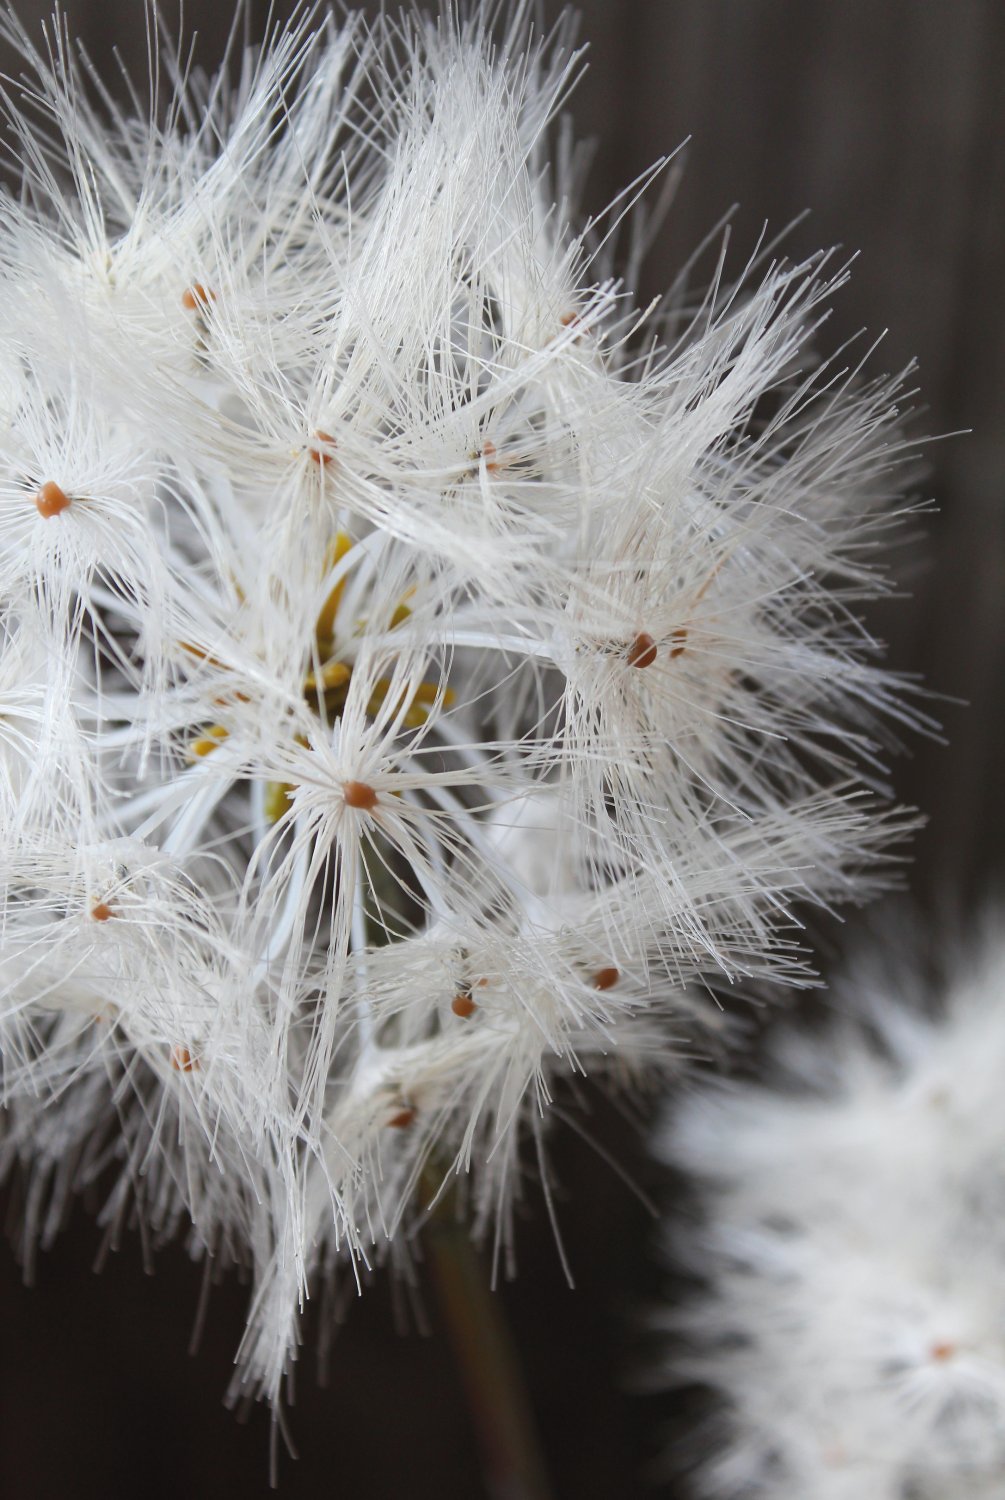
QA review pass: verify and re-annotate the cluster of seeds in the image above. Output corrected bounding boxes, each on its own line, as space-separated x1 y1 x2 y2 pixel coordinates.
0 5 920 1399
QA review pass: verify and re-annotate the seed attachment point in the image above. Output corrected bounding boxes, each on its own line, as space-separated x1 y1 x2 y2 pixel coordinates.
35 481 72 518
343 780 378 811
479 439 501 473
627 632 658 669
181 284 215 311
308 430 337 467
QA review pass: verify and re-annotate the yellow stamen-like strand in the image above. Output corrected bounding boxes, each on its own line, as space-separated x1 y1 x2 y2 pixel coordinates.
189 724 229 759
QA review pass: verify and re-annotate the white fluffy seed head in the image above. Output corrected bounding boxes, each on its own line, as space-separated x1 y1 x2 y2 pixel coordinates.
0 2 927 1402
653 922 1005 1500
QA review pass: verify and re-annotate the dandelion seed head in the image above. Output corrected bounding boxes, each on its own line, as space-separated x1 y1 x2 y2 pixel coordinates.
653 924 1005 1500
0 0 927 1406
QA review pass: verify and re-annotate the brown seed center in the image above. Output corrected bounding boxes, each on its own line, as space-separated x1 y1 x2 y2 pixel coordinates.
478 439 501 474
626 632 657 669
343 779 378 811
35 481 72 518
309 430 337 466
181 283 215 311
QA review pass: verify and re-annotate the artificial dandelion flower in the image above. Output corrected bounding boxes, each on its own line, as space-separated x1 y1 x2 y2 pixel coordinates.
0 1 925 1405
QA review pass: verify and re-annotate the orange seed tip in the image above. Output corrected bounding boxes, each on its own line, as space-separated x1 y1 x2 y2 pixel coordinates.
170 1045 199 1073
308 430 337 466
452 992 477 1018
90 903 115 923
627 632 658 669
343 779 378 811
593 967 620 991
35 481 72 518
387 1107 416 1129
181 283 215 311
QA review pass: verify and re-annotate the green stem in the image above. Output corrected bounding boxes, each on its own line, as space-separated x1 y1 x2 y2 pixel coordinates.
425 1194 554 1500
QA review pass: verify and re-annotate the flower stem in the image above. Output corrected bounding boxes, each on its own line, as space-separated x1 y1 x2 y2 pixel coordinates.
425 1198 554 1500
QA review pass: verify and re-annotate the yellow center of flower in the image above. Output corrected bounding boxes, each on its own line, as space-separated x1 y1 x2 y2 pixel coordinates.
262 533 453 819
185 533 453 812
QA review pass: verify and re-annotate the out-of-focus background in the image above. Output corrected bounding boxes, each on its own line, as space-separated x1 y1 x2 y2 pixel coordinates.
0 2 1000 1496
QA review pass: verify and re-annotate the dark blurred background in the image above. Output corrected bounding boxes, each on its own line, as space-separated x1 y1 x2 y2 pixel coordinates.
0 2 1001 1496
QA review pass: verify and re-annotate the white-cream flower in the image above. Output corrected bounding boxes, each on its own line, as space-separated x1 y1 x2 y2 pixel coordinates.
653 923 1005 1500
0 3 924 1402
